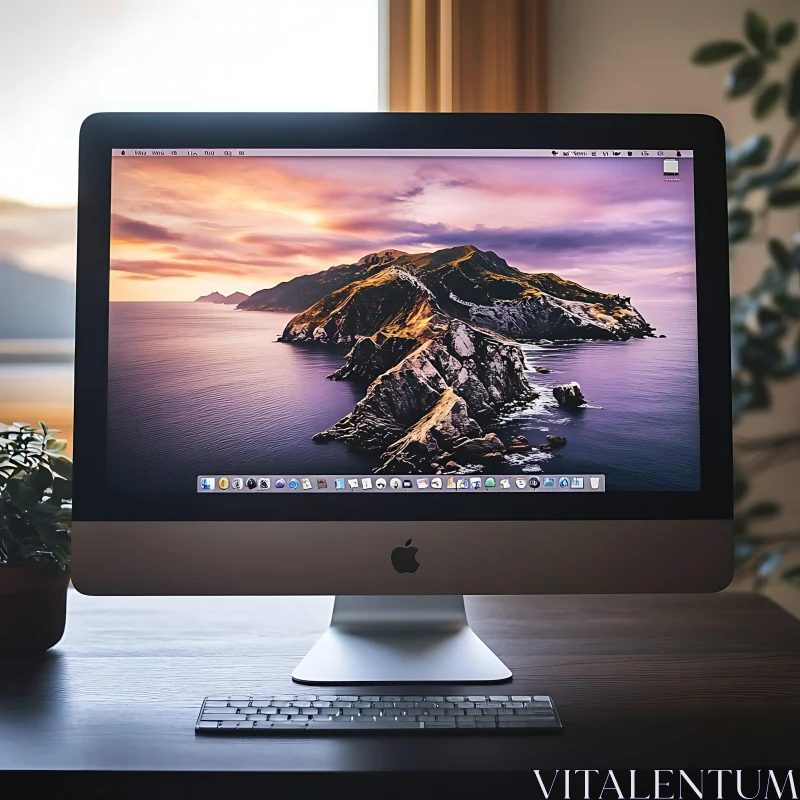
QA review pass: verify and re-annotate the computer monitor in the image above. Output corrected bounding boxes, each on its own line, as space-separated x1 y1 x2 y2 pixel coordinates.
72 113 732 683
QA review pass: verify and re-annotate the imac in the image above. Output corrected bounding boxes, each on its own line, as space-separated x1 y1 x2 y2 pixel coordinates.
72 113 733 684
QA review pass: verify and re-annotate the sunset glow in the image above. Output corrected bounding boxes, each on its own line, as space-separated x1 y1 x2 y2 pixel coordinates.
109 155 696 302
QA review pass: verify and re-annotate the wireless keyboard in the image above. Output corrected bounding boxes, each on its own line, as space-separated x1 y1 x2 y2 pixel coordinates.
196 693 561 734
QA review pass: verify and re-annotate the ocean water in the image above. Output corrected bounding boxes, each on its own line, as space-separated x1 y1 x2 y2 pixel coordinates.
108 300 699 492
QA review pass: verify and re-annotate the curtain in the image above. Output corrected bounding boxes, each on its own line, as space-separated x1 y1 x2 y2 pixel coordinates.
388 0 548 112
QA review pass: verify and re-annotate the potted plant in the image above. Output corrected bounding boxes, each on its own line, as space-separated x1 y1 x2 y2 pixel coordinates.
0 422 72 653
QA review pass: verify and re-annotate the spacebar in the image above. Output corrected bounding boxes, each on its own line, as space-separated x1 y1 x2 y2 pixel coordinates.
311 720 423 731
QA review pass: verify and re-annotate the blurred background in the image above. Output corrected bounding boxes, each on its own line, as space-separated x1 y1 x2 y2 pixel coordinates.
2 0 798 610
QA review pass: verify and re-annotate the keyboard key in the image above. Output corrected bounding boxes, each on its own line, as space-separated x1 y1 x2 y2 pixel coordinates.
196 694 559 735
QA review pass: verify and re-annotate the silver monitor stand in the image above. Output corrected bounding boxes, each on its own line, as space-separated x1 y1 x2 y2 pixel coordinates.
291 595 512 684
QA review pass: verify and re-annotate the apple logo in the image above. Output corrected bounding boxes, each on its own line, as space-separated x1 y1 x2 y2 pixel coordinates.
391 538 420 574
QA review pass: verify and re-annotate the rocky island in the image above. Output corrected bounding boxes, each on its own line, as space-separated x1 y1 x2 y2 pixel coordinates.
195 291 250 305
252 245 653 474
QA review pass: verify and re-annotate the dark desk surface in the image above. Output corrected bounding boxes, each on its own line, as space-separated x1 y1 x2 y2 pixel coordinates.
1 591 799 774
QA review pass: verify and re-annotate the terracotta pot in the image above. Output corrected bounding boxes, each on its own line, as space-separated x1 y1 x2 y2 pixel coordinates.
0 564 69 654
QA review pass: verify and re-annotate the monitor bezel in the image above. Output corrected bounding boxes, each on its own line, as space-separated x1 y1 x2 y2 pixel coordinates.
74 112 732 523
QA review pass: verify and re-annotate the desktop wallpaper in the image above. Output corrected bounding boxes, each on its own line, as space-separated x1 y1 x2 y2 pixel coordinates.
107 155 700 491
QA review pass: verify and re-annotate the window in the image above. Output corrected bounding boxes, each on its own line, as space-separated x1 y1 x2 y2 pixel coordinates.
0 0 381 447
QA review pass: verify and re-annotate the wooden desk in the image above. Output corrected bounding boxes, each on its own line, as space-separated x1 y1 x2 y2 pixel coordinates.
1 592 798 787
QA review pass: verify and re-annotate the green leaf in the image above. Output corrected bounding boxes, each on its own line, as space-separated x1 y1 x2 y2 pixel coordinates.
783 565 800 585
50 478 72 503
45 438 67 453
39 422 48 437
733 134 773 167
6 478 38 510
775 20 797 47
768 238 792 270
49 455 73 480
753 82 782 119
726 56 765 98
768 185 800 207
775 294 800 319
744 500 781 518
728 207 754 243
745 10 770 54
772 158 800 184
788 59 800 117
692 40 747 64
27 466 52 495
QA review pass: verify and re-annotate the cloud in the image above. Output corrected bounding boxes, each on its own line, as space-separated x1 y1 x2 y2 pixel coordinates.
0 197 76 280
111 214 184 244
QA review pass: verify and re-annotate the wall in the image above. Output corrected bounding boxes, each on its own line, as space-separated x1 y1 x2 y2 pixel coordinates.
548 0 800 612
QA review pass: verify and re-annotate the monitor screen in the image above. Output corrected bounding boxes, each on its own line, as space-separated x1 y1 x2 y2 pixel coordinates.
107 148 699 496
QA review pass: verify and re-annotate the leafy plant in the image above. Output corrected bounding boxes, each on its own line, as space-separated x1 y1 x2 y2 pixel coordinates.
692 10 800 590
0 422 72 569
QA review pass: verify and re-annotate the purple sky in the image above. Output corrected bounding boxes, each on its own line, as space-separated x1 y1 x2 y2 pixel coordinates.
110 155 696 303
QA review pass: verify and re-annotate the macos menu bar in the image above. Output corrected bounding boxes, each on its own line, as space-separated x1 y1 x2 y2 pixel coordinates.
112 148 693 159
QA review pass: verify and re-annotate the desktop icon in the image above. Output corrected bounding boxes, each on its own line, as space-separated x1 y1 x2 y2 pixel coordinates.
430 477 442 489
246 477 257 490
515 478 526 489
543 477 555 488
470 477 482 489
613 150 621 156
416 477 429 489
485 477 496 487
362 477 373 490
402 479 413 488
301 477 313 490
529 477 540 489
627 150 633 156
500 478 511 489
590 476 601 489
390 477 402 489
272 478 283 489
199 477 215 491
558 477 570 488
259 478 270 490
317 478 328 489
288 478 300 489
447 476 456 489
334 478 345 489
218 477 229 490
375 478 387 489
571 477 584 489
551 150 557 156
348 478 359 489
457 477 469 489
